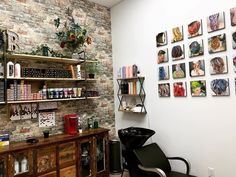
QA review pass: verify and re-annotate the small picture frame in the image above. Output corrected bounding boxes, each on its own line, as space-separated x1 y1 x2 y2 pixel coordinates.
39 112 56 127
189 60 205 77
21 104 32 120
10 105 21 121
158 83 170 97
157 48 168 64
156 31 167 47
211 78 230 96
173 82 187 97
209 56 228 75
171 26 183 43
232 30 236 49
208 33 226 54
188 20 203 38
188 39 204 58
230 7 236 26
190 80 206 97
172 63 186 79
171 44 185 61
207 12 225 33
233 54 236 72
158 66 169 81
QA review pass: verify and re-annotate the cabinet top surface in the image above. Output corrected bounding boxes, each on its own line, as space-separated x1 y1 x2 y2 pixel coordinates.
117 77 145 80
0 128 109 154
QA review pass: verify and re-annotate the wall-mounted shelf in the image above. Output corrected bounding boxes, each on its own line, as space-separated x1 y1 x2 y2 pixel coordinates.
5 53 84 64
7 77 86 81
117 77 147 114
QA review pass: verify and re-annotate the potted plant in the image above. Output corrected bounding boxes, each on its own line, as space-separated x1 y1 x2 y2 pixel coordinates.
42 129 50 138
86 62 98 79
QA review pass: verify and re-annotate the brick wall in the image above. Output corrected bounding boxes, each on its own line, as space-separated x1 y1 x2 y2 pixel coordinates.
0 0 115 141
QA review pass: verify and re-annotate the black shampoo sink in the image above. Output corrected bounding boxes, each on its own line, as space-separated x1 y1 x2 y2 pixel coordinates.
118 127 155 150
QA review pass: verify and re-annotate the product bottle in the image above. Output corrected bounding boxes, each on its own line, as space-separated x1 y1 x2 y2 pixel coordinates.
21 157 28 172
78 116 83 133
14 62 21 78
42 84 47 99
14 159 20 175
76 64 81 79
7 61 14 78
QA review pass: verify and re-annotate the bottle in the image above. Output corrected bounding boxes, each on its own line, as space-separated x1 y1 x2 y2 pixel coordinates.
76 64 81 79
21 157 28 172
42 84 47 99
14 159 20 175
7 61 14 78
78 116 82 133
14 62 21 78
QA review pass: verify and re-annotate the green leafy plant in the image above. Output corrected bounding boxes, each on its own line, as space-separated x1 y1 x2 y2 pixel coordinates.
54 8 92 51
86 62 98 75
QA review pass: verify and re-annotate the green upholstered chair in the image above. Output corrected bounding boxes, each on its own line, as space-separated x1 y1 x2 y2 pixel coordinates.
133 143 197 177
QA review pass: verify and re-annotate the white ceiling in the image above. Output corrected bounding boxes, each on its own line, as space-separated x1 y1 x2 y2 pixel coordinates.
87 0 123 8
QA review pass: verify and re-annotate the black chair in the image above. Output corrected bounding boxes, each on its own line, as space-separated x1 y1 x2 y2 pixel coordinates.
133 143 197 177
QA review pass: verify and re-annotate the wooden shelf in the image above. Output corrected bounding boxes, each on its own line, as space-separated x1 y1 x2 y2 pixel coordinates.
5 53 84 64
7 97 86 104
86 78 97 81
117 76 145 80
85 59 98 63
87 96 100 99
7 77 86 81
0 101 5 104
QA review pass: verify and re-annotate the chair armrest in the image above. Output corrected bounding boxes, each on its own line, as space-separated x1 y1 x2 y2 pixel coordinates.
167 157 191 175
138 164 167 177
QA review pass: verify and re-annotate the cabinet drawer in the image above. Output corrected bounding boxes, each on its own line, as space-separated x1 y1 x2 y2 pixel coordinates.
60 165 76 177
59 142 76 167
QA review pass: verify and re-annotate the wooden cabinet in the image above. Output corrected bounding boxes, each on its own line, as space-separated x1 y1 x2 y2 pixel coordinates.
0 128 109 177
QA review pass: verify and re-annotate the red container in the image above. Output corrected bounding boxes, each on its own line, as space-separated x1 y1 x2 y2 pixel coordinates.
64 114 78 135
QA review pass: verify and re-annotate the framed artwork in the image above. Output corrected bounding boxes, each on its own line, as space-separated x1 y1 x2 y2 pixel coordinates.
10 105 21 121
171 44 184 61
171 26 183 43
158 83 170 97
172 63 186 79
188 39 204 57
189 60 205 77
21 104 32 120
209 56 228 75
190 80 206 97
208 33 226 54
233 54 236 72
211 78 230 96
207 12 225 33
173 82 187 97
157 48 168 64
230 7 236 26
39 112 56 127
156 31 167 47
232 30 236 49
158 66 169 80
188 20 202 38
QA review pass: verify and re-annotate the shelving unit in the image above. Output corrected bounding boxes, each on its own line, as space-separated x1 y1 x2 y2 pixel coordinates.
117 77 147 114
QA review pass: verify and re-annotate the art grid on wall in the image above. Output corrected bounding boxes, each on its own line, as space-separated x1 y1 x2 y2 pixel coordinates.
156 7 236 98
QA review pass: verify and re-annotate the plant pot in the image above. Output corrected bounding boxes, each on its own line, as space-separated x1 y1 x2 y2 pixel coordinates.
88 74 95 79
43 131 49 138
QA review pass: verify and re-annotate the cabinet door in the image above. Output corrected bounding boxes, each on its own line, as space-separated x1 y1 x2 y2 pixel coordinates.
36 146 56 175
59 142 76 168
8 150 33 177
0 155 7 177
95 133 109 177
78 138 94 177
60 165 76 177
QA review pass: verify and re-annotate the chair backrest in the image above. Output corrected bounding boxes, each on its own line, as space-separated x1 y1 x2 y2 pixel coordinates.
133 143 171 172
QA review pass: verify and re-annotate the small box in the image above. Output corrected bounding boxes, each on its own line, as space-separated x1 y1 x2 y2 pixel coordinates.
0 134 9 146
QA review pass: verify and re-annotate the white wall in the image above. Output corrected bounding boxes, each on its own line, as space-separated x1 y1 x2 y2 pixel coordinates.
111 0 236 176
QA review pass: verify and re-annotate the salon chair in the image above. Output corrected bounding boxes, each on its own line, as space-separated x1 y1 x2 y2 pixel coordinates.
133 143 197 177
